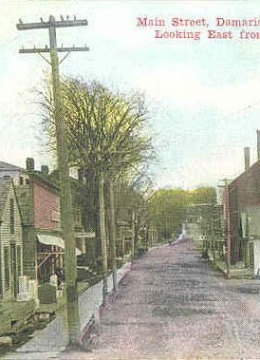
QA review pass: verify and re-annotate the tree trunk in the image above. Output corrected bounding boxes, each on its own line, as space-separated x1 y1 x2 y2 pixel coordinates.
131 209 136 266
109 179 117 292
99 172 108 302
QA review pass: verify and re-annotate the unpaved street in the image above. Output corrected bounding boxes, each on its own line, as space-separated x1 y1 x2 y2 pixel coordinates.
61 239 260 359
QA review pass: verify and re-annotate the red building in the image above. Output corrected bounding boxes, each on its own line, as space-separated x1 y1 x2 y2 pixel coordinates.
15 160 63 283
33 180 60 230
228 142 260 270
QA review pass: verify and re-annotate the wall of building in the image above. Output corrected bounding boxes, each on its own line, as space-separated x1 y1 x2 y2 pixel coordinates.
0 170 21 185
0 184 23 300
228 161 260 265
33 182 60 230
22 227 37 280
15 183 34 225
240 205 260 238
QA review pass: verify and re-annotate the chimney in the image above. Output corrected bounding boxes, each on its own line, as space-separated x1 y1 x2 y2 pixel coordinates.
244 147 250 171
257 130 260 161
41 165 49 175
26 158 35 171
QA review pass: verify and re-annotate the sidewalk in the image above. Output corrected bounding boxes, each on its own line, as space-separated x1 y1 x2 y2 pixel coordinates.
211 258 254 279
3 262 131 360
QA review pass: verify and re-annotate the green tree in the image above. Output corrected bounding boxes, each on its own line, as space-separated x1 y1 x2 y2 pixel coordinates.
148 186 217 241
187 187 217 205
148 188 188 240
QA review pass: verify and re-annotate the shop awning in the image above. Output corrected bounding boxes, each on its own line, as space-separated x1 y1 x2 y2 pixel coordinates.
37 234 82 256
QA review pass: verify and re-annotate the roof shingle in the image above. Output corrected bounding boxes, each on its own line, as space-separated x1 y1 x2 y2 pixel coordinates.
0 177 12 221
0 161 22 171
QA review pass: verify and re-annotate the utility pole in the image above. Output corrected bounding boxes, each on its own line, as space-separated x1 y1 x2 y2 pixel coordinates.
109 179 117 292
99 171 108 302
223 179 231 279
17 15 89 346
131 209 136 268
245 210 250 268
210 205 216 266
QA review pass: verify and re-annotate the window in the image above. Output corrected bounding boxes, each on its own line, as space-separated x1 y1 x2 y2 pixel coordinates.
51 210 60 222
74 208 81 226
4 248 10 290
10 198 14 234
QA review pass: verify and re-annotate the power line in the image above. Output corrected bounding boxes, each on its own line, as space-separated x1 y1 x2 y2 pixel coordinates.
229 99 260 117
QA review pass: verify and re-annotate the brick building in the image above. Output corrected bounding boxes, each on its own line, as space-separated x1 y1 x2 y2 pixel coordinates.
18 169 62 282
227 139 260 273
228 159 260 267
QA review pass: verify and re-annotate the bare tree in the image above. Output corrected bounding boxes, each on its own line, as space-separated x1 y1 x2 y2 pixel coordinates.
41 77 153 297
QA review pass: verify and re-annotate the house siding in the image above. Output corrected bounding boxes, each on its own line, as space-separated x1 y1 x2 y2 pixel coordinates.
0 183 23 300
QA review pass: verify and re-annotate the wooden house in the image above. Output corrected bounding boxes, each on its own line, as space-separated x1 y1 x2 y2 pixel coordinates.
0 177 23 300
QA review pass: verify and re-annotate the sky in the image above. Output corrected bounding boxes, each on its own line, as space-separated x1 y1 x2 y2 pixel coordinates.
1 0 260 190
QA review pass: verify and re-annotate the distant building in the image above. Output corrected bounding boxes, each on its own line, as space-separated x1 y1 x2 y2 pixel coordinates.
0 161 23 185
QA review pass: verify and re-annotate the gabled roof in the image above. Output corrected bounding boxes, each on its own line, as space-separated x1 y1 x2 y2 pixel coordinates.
0 160 58 192
27 171 59 193
0 177 12 221
0 161 22 171
229 159 260 188
228 159 260 208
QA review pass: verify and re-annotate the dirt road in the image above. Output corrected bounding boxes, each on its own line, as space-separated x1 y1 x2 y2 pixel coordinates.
61 238 260 359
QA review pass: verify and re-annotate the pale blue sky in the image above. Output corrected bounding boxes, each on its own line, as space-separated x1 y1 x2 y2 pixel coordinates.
1 0 260 189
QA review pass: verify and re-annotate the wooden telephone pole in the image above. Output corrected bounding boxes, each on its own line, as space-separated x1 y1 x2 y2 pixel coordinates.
17 15 89 345
223 179 231 279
